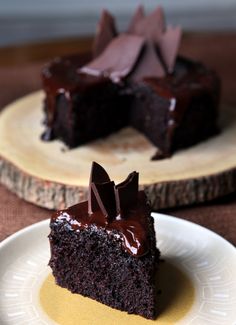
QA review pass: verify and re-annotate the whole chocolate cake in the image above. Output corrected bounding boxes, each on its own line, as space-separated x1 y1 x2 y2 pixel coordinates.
49 162 159 319
42 6 220 159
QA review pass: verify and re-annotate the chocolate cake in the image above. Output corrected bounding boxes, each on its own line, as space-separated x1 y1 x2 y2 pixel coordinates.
49 162 159 319
41 6 220 159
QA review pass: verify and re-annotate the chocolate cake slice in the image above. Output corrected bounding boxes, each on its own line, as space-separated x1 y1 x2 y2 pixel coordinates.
41 6 220 159
49 162 159 319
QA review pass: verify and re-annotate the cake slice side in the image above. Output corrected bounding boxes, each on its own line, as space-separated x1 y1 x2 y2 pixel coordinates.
49 200 158 319
48 162 160 319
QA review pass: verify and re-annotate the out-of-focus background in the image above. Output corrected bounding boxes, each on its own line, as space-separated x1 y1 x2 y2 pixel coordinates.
0 1 236 254
1 0 236 47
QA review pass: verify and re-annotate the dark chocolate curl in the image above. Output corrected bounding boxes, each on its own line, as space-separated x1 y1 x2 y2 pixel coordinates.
88 162 110 214
80 34 145 82
115 172 139 216
91 181 117 221
93 10 117 57
127 5 145 33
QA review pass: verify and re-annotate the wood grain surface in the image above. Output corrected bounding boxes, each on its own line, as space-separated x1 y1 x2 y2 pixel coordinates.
0 91 236 210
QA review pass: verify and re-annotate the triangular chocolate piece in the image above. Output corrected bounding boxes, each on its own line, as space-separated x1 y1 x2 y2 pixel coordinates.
88 162 110 214
91 181 117 221
131 6 165 43
80 34 145 82
115 172 139 216
82 5 182 81
127 5 145 33
159 26 182 73
93 10 117 58
129 41 165 81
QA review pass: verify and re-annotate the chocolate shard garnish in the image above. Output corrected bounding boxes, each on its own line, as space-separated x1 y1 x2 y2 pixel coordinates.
91 181 117 221
80 34 145 82
127 5 145 33
93 10 117 58
129 41 165 81
159 26 182 73
88 161 110 214
127 5 181 79
115 171 139 216
81 5 182 81
88 162 140 222
131 6 165 43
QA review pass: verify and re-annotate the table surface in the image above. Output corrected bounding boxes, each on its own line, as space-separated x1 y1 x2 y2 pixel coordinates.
0 33 236 245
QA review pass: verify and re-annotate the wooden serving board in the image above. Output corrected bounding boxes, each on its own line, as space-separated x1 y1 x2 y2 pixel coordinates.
0 90 236 210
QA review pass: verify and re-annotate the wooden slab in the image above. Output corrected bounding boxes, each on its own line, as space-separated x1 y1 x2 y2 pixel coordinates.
0 90 236 210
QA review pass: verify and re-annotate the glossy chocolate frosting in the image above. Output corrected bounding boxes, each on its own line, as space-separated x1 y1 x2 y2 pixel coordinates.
41 7 219 158
144 57 219 138
51 162 151 257
41 55 111 140
42 53 218 147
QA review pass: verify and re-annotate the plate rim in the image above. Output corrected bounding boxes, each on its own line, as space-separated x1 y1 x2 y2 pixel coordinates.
0 212 236 325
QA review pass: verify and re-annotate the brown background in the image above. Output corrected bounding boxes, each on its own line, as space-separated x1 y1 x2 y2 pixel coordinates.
0 33 236 245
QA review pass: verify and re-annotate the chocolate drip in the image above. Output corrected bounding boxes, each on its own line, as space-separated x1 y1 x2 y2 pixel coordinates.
115 172 139 216
41 127 55 141
93 10 117 58
41 55 110 144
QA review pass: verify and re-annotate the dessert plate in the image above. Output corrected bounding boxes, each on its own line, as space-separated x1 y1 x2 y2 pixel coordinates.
0 91 236 211
0 213 236 325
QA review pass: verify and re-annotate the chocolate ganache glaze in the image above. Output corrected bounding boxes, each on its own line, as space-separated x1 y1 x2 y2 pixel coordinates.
51 162 151 257
41 5 220 159
41 56 111 141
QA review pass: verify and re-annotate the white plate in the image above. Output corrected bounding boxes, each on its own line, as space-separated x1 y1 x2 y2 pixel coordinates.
0 213 236 325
